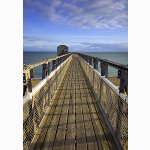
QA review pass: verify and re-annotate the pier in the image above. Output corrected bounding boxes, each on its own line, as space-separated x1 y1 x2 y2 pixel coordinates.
23 53 128 150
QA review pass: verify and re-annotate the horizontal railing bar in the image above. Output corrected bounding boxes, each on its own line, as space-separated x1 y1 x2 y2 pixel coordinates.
81 56 128 103
95 69 128 103
76 53 128 71
79 54 127 149
96 57 128 71
23 53 71 71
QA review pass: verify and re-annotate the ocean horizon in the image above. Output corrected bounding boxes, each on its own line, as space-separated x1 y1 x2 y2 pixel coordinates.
23 51 128 78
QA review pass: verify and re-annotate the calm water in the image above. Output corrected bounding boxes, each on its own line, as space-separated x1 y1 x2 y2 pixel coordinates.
23 52 128 78
23 52 57 64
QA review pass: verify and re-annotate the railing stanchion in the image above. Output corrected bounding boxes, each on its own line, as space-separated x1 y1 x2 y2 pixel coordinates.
101 62 108 77
52 59 56 71
118 70 128 94
78 55 128 149
48 62 50 75
42 63 48 79
30 69 34 78
93 58 98 70
23 69 32 95
89 57 92 65
57 58 60 66
27 78 32 93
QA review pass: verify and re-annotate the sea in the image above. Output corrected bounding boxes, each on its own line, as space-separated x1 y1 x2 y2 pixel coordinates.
23 52 128 78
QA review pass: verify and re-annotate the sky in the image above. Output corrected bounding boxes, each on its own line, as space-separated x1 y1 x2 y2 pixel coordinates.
23 0 128 52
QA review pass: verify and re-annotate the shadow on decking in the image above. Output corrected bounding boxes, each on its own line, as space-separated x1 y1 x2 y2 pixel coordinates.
38 118 100 129
30 134 112 149
29 57 119 150
45 102 97 108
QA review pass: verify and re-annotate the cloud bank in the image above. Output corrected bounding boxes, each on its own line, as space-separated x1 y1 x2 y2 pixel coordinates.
23 36 127 52
24 0 128 29
70 42 128 52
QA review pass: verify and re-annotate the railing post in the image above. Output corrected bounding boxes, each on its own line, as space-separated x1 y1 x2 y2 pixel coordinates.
58 57 61 66
60 57 62 65
23 69 32 96
85 55 88 63
48 62 50 75
92 57 95 67
52 59 56 71
101 62 108 77
89 57 92 65
42 63 48 79
83 55 85 61
62 57 64 63
56 58 59 68
87 56 89 64
118 70 128 94
27 78 32 92
30 69 34 78
116 97 124 150
93 58 98 70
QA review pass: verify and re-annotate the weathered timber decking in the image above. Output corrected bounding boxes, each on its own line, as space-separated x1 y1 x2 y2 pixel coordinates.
30 56 118 150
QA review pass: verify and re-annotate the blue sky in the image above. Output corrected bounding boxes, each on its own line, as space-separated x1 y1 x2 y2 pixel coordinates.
23 0 128 52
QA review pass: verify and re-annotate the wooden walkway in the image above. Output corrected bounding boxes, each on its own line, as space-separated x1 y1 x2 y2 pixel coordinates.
30 56 118 150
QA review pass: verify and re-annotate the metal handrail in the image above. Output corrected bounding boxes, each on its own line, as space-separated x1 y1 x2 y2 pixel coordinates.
79 55 128 149
23 53 71 71
23 53 71 95
76 52 128 94
23 55 72 149
77 53 128 71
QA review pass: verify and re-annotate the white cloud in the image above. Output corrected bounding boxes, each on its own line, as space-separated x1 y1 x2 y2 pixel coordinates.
23 36 127 52
70 42 128 52
24 0 128 29
23 36 60 47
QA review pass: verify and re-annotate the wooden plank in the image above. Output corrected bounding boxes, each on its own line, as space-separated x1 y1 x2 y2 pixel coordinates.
76 82 87 150
90 91 118 149
31 56 118 150
77 56 110 150
30 86 63 150
41 79 67 150
86 90 110 150
80 77 108 150
52 87 70 149
78 75 99 149
64 62 76 150
81 69 102 149
81 64 118 150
